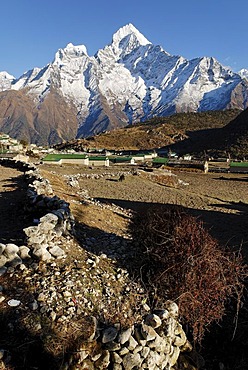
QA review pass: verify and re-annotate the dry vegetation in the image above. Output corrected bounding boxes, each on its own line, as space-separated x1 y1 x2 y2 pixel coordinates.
55 109 240 151
129 206 247 343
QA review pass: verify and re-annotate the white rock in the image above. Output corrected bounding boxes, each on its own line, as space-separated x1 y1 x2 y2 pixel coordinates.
0 244 6 255
165 301 179 318
122 353 142 370
4 244 19 257
40 213 58 225
128 335 138 351
95 350 110 369
118 327 133 344
28 234 46 245
111 352 122 364
168 345 180 367
0 255 7 268
18 246 31 259
23 226 38 237
49 246 66 258
146 351 163 368
8 256 23 267
38 221 56 232
141 324 157 341
8 299 21 307
33 247 52 261
140 346 150 359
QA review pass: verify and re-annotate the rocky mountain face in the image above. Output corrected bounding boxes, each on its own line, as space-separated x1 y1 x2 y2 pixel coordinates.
1 23 248 145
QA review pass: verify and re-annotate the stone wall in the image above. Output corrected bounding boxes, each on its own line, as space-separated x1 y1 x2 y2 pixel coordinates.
0 158 74 272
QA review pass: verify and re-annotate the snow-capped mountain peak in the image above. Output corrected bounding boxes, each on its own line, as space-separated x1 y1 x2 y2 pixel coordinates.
54 42 88 64
238 68 248 79
0 71 15 91
111 23 151 48
95 23 152 64
0 23 248 145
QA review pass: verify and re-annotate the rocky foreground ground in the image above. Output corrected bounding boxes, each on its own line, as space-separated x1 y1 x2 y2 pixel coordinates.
0 161 248 369
0 162 200 370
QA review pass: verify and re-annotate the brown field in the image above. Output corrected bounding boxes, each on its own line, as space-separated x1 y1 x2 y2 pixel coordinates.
40 163 248 259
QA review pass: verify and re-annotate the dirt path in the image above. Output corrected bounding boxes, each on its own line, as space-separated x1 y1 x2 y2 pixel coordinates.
0 165 30 245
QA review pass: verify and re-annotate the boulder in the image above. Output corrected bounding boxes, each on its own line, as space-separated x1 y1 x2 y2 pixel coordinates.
4 244 19 258
18 246 31 259
49 246 66 258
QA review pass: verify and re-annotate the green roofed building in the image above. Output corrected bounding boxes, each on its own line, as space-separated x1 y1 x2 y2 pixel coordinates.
43 153 110 166
152 157 169 166
88 156 109 166
230 161 248 173
43 153 89 165
109 156 135 165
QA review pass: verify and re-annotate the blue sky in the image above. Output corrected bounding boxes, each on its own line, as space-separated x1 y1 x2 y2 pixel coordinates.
1 0 247 77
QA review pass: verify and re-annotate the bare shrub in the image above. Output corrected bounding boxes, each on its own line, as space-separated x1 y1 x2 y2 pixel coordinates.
129 205 248 342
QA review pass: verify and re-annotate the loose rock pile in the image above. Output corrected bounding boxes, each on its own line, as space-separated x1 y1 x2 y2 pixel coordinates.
0 243 27 274
69 301 192 370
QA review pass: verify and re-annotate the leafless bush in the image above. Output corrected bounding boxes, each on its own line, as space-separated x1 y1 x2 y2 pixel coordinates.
130 205 248 342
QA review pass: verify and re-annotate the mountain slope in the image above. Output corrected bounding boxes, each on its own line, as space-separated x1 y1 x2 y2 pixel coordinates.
54 109 241 152
1 24 248 145
221 107 248 157
0 90 78 145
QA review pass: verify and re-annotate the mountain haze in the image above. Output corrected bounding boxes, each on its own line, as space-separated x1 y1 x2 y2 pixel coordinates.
0 24 248 145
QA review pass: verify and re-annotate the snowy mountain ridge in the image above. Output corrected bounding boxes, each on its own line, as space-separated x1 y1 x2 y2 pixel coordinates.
0 23 248 143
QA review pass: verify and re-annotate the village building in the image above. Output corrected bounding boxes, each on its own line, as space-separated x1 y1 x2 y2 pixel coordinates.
229 161 248 173
42 154 110 167
153 157 208 172
109 156 135 165
0 133 23 153
42 153 89 166
88 156 110 167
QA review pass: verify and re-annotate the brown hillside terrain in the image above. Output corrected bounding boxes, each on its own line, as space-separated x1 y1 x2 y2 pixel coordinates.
0 90 78 145
168 108 248 158
56 110 241 151
222 107 248 157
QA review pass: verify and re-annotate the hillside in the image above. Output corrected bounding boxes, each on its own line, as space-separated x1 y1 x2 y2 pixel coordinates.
0 90 78 145
55 109 241 151
222 108 248 157
166 108 248 158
